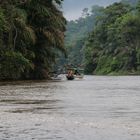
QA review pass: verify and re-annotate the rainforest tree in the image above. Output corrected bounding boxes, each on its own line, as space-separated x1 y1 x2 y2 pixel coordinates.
0 0 66 80
84 2 140 74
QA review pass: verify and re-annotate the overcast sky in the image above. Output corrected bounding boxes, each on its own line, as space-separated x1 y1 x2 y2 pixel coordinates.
63 0 121 20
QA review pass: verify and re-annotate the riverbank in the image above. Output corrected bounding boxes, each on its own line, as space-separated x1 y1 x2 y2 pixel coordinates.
0 73 140 84
92 70 140 76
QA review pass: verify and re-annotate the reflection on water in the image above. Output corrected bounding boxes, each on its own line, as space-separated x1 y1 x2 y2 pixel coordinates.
0 76 140 140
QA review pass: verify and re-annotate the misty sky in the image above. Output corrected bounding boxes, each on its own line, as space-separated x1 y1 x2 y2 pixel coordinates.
63 0 121 20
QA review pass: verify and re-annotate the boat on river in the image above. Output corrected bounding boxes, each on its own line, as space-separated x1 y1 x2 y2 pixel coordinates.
66 68 84 80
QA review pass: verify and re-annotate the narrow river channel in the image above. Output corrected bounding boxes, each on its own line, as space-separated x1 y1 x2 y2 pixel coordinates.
0 76 140 140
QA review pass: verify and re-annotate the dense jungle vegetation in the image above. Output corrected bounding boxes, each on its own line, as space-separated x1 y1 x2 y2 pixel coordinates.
1 0 140 80
65 0 140 75
0 0 66 80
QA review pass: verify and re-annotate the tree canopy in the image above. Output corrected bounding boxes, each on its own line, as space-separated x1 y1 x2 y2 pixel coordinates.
84 1 140 75
0 0 66 80
62 0 140 75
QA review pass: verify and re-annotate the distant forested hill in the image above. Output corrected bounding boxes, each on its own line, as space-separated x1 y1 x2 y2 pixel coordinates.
63 5 104 67
122 0 139 6
63 0 140 75
84 1 140 75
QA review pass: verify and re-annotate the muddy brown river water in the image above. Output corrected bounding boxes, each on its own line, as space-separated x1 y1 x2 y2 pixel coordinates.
0 76 140 140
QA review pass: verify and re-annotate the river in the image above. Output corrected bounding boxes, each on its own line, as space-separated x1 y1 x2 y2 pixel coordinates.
0 76 140 140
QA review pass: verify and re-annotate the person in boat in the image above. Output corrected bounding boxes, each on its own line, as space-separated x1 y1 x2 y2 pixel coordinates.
66 69 75 80
68 70 73 76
